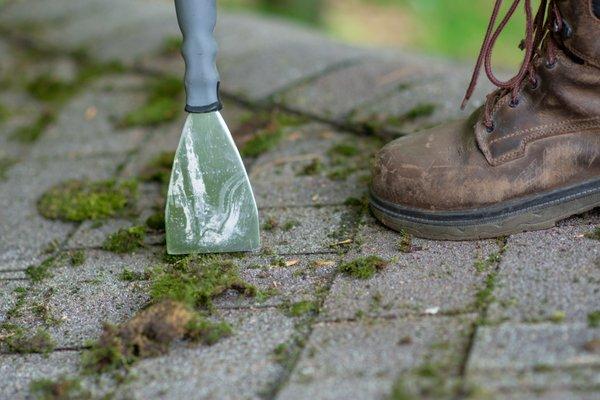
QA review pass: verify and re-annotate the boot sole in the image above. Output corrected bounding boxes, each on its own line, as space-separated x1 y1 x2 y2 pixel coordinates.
369 178 600 240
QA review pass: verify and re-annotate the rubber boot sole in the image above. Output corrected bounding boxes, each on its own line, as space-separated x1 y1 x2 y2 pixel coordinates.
369 178 600 240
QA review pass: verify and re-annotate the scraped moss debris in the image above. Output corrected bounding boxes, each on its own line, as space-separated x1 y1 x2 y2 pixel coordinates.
588 311 600 328
150 255 257 310
29 376 91 400
338 256 388 279
38 179 138 222
82 300 231 374
584 227 600 240
102 226 146 253
119 76 182 127
240 111 306 157
3 327 56 354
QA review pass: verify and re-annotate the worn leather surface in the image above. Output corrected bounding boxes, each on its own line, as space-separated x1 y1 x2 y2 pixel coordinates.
371 0 600 211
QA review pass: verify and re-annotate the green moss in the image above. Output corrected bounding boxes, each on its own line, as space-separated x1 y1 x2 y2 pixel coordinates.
338 256 388 280
240 111 306 157
474 272 497 310
102 226 146 254
26 75 76 103
119 76 182 127
474 252 501 274
38 179 138 222
29 376 90 400
5 328 56 354
282 219 300 231
0 157 16 181
588 311 600 328
69 250 85 267
10 112 56 143
283 300 318 317
262 216 279 231
398 229 420 253
26 256 60 283
149 256 257 309
5 288 27 319
139 151 174 185
385 103 437 129
146 211 165 231
299 158 324 176
328 143 359 157
584 227 600 240
119 268 149 282
272 343 290 364
549 311 566 324
185 316 232 345
0 102 9 123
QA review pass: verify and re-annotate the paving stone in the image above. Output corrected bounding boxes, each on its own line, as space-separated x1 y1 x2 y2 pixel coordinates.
277 54 433 121
0 351 81 400
488 212 600 325
349 70 492 137
250 123 379 208
28 75 149 160
320 214 497 320
467 323 600 374
2 250 154 348
259 205 358 255
0 156 121 269
276 315 474 400
213 254 339 309
114 308 295 400
487 389 600 400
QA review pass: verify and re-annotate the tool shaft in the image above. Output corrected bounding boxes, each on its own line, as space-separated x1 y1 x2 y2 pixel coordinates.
174 0 221 113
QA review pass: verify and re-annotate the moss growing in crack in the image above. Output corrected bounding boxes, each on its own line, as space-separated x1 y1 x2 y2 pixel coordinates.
549 311 566 323
282 219 300 231
4 327 56 354
139 151 174 186
146 211 165 231
10 112 56 143
262 216 279 231
282 300 319 317
298 158 324 176
584 227 600 240
82 300 230 374
397 229 420 253
119 76 182 127
474 252 501 274
474 272 497 310
149 255 257 310
240 111 306 157
119 268 149 282
29 376 91 400
328 143 359 157
0 157 16 181
26 256 60 283
0 102 9 123
69 250 85 267
338 256 388 280
102 226 146 254
588 311 600 328
38 179 138 222
26 75 77 103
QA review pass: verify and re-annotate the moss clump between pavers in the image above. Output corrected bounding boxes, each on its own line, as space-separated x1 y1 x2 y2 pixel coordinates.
240 111 306 157
146 211 165 231
588 311 600 328
0 157 16 181
26 255 60 283
118 76 182 127
29 376 91 400
3 327 56 354
102 226 146 254
283 300 319 317
338 256 389 280
69 249 85 267
38 179 138 222
149 255 257 310
10 112 56 143
82 300 231 374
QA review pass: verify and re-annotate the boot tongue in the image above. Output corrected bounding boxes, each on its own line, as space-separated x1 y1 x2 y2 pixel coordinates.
556 0 600 68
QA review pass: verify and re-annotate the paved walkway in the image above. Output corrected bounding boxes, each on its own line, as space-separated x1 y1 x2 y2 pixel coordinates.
0 0 598 399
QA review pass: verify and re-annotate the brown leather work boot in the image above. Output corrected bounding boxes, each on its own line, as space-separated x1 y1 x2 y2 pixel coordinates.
370 0 600 240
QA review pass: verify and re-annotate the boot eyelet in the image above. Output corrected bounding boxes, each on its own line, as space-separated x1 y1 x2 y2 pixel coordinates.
562 21 573 39
485 122 495 133
509 98 520 108
529 77 540 90
545 59 557 69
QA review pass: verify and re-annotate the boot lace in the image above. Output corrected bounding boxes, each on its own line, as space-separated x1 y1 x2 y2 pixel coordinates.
461 0 563 132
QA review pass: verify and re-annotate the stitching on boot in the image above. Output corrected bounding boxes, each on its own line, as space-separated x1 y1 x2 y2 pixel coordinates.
489 117 600 145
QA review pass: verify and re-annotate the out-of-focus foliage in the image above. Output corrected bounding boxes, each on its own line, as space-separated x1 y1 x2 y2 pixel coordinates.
221 0 528 67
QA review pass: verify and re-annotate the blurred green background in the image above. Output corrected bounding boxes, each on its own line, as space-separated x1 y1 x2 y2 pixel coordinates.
221 0 528 68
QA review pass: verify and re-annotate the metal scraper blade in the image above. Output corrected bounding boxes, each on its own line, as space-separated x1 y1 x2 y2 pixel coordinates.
165 111 260 254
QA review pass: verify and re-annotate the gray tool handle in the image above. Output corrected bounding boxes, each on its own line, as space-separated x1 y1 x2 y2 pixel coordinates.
174 0 221 113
